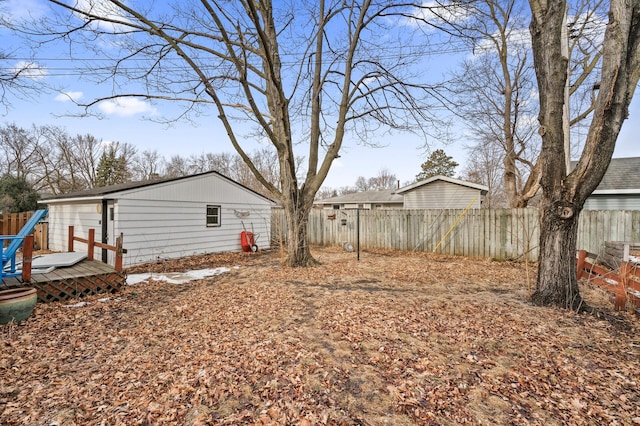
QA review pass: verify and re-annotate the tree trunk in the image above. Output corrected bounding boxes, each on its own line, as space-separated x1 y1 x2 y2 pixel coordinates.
527 0 640 310
532 197 583 310
282 197 317 267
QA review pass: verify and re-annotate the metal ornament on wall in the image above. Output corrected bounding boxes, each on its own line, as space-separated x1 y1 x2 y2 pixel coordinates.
234 209 250 218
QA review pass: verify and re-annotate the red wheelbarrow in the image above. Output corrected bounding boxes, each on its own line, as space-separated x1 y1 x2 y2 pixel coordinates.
240 221 259 252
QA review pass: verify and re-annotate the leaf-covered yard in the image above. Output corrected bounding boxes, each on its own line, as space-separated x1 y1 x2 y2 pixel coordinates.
1 248 639 425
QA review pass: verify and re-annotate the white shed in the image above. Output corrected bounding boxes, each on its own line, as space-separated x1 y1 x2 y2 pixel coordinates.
41 171 274 267
396 175 488 209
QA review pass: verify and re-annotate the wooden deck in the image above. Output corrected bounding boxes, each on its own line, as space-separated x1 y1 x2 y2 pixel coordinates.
1 260 126 303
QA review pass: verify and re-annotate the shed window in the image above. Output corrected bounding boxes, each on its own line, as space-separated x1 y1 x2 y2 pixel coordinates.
206 205 221 227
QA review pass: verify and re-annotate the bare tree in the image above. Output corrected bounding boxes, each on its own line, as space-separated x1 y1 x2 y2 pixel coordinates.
315 187 338 200
132 149 165 181
449 0 605 208
0 123 38 180
354 169 398 191
354 176 372 192
369 168 398 189
447 0 541 207
52 132 104 192
187 152 233 176
529 0 640 309
165 155 190 178
24 0 446 266
0 124 104 195
461 137 506 207
0 0 50 111
0 52 47 112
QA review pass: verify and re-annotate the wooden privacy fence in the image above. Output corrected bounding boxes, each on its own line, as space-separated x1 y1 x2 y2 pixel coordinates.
0 211 48 250
272 208 640 262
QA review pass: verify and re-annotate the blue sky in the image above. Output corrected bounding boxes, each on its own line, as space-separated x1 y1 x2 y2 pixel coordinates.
1 0 638 189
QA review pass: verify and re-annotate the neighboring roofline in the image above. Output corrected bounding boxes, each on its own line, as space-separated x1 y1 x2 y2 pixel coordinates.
44 196 105 204
313 189 404 205
591 189 640 195
570 157 640 191
396 175 489 194
314 199 404 205
40 170 275 204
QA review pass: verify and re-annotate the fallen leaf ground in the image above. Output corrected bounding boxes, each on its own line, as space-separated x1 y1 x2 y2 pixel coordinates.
2 247 639 425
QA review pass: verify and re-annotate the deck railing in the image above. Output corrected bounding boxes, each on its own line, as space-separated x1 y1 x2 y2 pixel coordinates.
67 226 126 272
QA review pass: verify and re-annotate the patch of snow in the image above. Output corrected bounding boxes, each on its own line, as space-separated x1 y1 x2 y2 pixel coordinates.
64 301 91 308
126 273 152 285
126 267 232 285
63 297 126 308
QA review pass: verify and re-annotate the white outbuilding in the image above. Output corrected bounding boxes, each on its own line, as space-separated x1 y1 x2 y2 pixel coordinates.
41 171 274 267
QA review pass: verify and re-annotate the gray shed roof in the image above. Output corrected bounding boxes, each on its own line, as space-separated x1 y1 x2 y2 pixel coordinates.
315 189 404 205
40 170 274 203
593 157 640 192
569 157 640 194
396 175 489 194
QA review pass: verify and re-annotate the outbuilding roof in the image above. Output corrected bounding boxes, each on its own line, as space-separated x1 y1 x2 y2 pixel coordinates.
395 175 489 194
40 170 274 203
592 157 640 192
315 189 404 205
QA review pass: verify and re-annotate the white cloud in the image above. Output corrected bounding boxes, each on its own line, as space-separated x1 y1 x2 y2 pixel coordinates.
473 28 532 56
570 12 607 48
54 91 84 102
12 61 47 80
406 1 471 28
0 0 47 21
98 98 157 117
73 0 132 32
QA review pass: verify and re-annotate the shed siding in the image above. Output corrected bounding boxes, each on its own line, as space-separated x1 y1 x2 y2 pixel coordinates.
115 198 271 266
584 195 640 210
47 202 103 253
403 181 482 209
45 173 272 267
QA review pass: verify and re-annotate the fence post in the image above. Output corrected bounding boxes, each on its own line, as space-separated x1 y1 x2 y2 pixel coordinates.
576 250 587 280
611 261 630 310
87 228 95 261
22 235 33 282
115 233 124 272
68 226 75 252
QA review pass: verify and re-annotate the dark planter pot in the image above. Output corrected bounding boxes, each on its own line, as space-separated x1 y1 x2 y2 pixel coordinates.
0 287 38 324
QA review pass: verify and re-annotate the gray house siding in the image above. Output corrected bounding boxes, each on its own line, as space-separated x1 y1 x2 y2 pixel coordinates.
583 194 640 211
43 172 273 267
114 198 271 266
573 157 640 210
402 181 483 209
